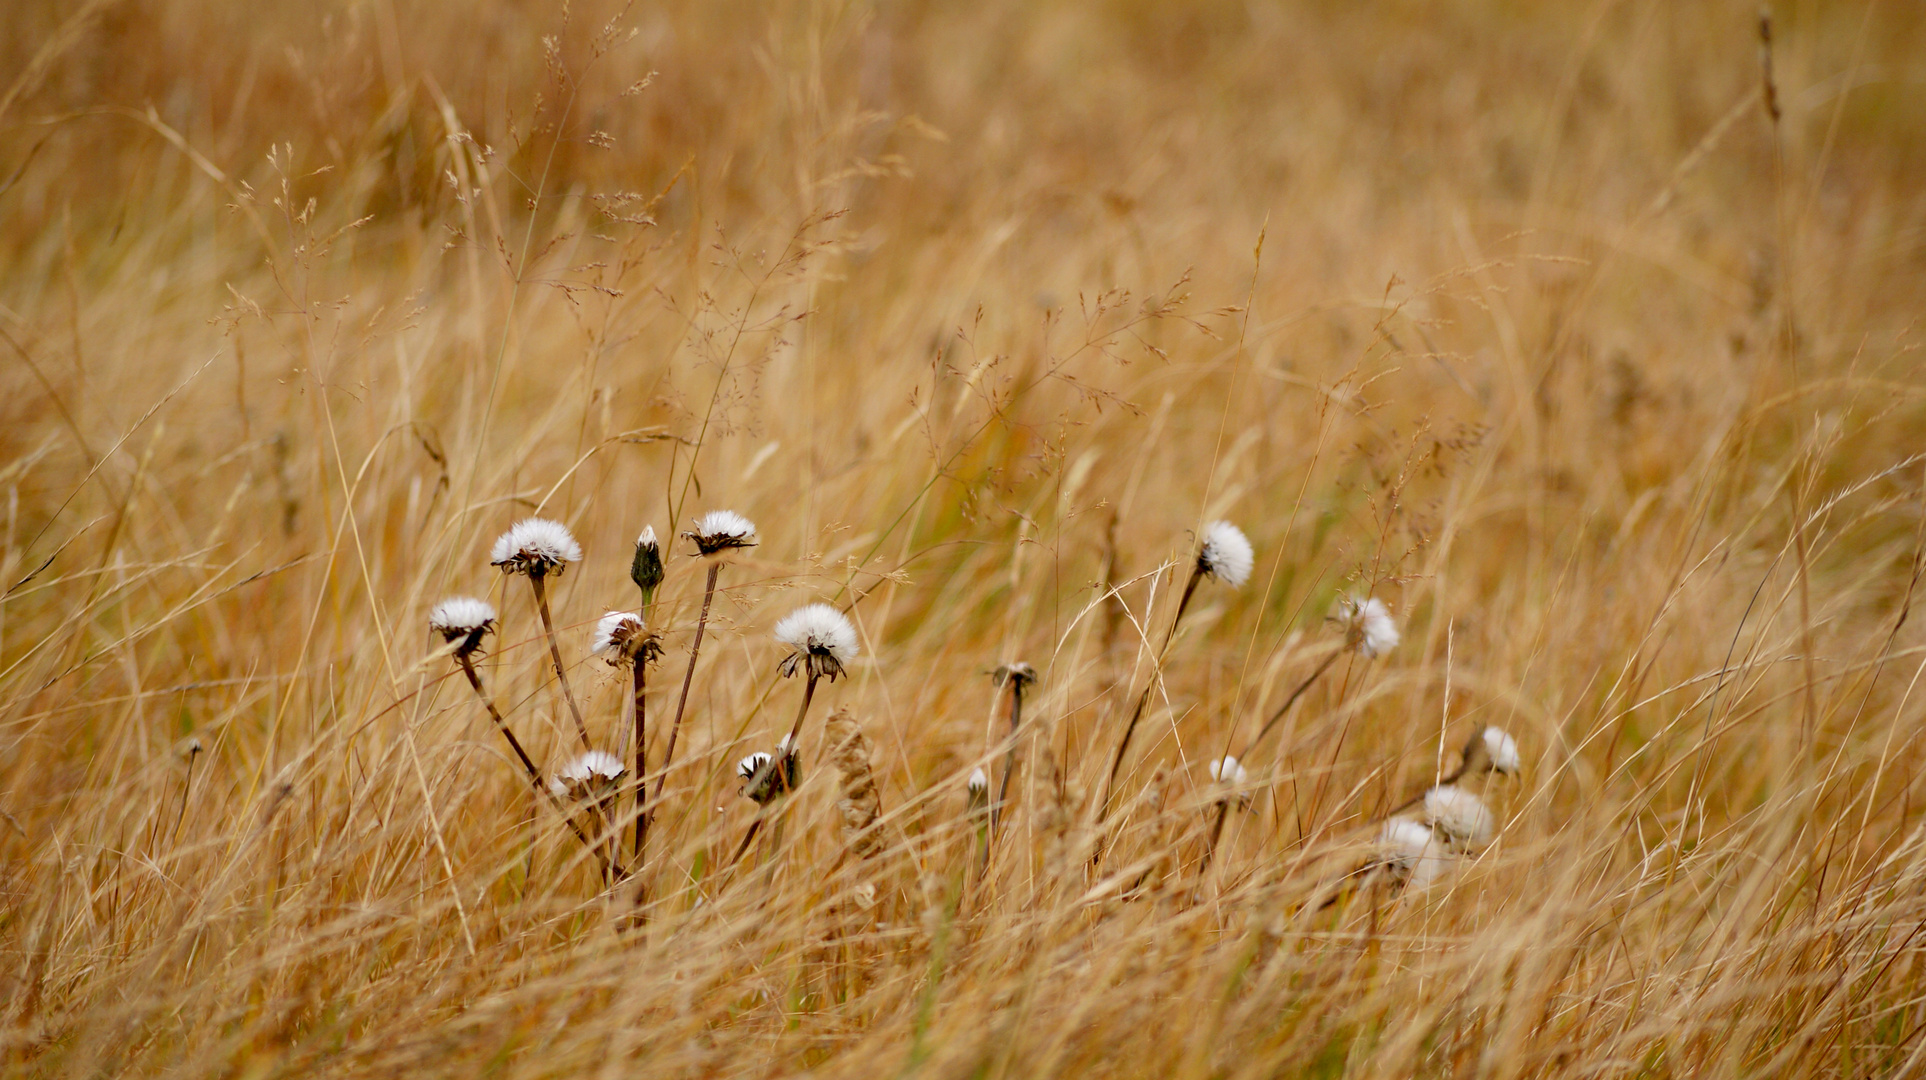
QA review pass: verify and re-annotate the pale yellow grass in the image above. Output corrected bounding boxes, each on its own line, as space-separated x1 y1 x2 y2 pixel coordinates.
3 0 1926 1076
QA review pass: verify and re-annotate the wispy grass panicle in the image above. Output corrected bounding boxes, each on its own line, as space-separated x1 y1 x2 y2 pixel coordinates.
491 518 592 750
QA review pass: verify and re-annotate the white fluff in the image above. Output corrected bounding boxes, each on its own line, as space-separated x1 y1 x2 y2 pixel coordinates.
967 767 990 794
592 610 646 656
550 749 625 797
636 524 658 549
774 603 860 679
1483 726 1521 775
1423 784 1495 849
429 596 496 635
1379 818 1455 888
1336 594 1400 658
489 517 582 573
738 751 772 782
1198 520 1254 587
1208 755 1248 786
686 509 758 553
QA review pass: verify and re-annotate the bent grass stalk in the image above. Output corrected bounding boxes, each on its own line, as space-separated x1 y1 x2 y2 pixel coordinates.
1099 561 1205 824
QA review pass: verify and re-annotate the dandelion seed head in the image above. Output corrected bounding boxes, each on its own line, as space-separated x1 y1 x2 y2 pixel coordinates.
1197 520 1254 587
429 596 497 656
1424 784 1495 848
685 510 758 556
489 518 582 577
592 610 650 663
738 751 772 783
1380 818 1455 887
550 749 625 799
1208 755 1248 786
738 738 800 803
775 603 859 681
1335 594 1400 658
994 661 1038 688
968 767 990 795
1483 726 1521 775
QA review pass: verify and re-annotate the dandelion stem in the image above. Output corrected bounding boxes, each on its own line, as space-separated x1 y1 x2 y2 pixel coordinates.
1197 799 1231 881
656 561 721 810
1243 646 1343 757
1100 562 1204 821
631 657 648 867
991 675 1026 840
781 673 822 780
456 654 614 875
528 572 591 751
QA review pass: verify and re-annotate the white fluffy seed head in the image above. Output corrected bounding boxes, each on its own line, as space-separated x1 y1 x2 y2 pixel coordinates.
968 767 990 794
636 525 658 550
1483 726 1521 775
1208 755 1248 786
490 518 582 577
1335 594 1400 658
429 597 497 656
685 510 758 556
1380 818 1455 888
550 750 625 798
774 603 859 680
738 751 772 782
1198 520 1254 587
1424 784 1495 848
592 610 648 663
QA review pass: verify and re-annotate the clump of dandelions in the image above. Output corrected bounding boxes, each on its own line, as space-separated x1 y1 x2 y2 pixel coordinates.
1334 594 1400 658
595 609 662 865
1101 519 1255 825
772 604 859 789
490 518 592 750
659 509 761 820
429 596 607 874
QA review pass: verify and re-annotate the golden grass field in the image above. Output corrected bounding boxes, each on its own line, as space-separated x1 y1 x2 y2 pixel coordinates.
4 0 1926 1075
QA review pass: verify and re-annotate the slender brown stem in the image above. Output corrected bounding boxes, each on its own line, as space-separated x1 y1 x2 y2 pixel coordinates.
729 814 765 868
1197 799 1231 882
631 658 648 867
457 654 615 875
529 573 591 750
992 678 1025 838
1099 563 1204 821
780 673 821 785
656 561 721 809
1243 646 1343 758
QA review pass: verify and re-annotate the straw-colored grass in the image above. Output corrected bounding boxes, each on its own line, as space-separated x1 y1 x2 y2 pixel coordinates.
4 1 1926 1075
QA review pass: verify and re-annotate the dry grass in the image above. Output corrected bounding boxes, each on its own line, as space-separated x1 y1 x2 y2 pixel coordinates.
4 0 1926 1075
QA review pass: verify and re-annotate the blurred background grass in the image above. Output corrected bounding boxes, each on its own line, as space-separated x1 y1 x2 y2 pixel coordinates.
3 0 1926 1076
